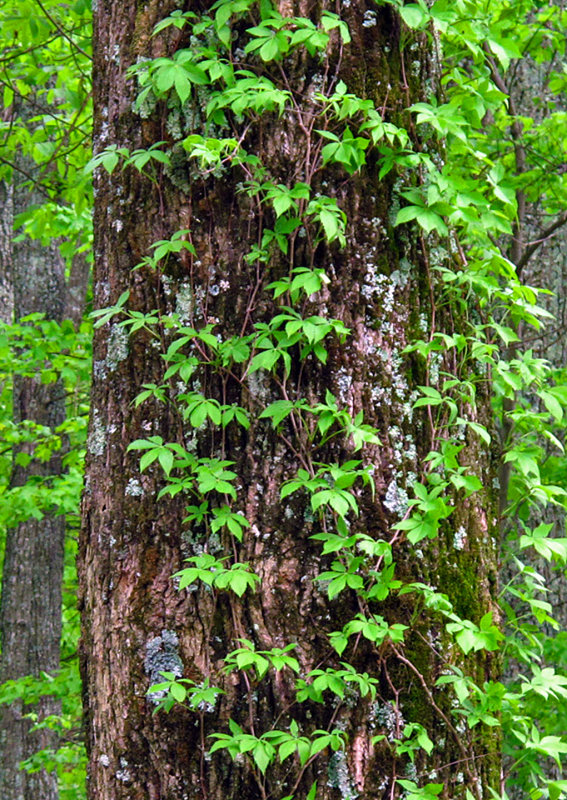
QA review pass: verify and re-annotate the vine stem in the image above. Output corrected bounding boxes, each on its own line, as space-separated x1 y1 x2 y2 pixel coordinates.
391 646 482 800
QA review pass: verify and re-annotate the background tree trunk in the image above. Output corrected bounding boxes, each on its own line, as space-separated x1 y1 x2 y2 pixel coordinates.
491 31 567 790
0 170 67 800
80 3 501 799
0 181 13 323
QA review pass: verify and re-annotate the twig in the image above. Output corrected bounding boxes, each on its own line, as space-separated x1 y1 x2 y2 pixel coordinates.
32 0 91 60
515 209 567 274
0 156 51 199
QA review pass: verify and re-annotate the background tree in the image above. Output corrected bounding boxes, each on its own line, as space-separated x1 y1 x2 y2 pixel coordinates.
79 2 504 799
438 4 567 789
0 2 92 797
0 148 67 800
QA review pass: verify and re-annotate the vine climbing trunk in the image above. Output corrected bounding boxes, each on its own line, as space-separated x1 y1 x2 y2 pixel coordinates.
80 2 501 799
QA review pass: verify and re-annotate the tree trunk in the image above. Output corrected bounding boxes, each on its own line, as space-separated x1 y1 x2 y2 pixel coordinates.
0 183 67 800
0 181 13 323
80 3 501 799
64 251 91 330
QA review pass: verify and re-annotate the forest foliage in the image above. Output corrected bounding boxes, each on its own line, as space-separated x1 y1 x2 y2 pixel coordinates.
2 0 567 797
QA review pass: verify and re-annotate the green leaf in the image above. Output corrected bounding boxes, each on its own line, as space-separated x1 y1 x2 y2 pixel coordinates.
400 4 429 29
170 682 187 703
467 421 491 445
253 742 273 773
249 349 279 373
540 390 563 422
320 209 338 241
259 400 295 427
306 782 318 800
158 448 174 476
140 450 159 472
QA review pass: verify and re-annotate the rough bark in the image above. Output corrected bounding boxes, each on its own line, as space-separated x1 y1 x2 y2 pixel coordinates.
64 251 91 329
0 181 67 800
80 3 500 799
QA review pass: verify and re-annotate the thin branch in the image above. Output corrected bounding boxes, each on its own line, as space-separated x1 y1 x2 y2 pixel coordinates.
391 645 482 800
516 209 567 274
0 75 90 136
0 32 64 64
32 0 91 61
0 156 51 199
37 95 92 183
